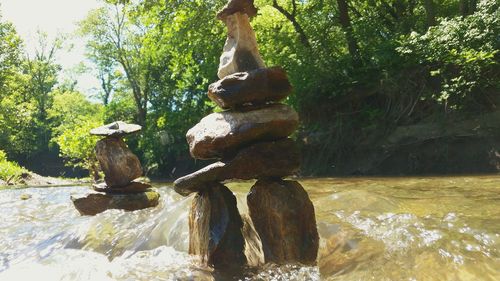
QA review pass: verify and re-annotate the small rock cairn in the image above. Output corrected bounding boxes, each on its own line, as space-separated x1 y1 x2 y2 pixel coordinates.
174 0 319 269
72 121 159 216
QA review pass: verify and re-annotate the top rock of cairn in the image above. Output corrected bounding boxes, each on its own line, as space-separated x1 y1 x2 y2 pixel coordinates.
217 0 258 20
90 121 142 137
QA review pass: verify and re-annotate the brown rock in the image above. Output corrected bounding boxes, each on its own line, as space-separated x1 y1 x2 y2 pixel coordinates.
187 104 298 159
95 137 143 187
174 139 300 196
90 121 141 137
189 183 246 268
247 179 319 265
92 180 151 194
217 0 257 20
218 12 265 79
208 67 292 109
71 190 160 216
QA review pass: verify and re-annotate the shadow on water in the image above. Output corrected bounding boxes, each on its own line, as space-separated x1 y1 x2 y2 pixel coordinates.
0 175 499 280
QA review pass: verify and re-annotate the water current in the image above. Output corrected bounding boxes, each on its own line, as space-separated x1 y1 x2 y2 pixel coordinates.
0 176 499 280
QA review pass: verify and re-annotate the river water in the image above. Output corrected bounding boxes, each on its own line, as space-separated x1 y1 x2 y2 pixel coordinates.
0 176 499 280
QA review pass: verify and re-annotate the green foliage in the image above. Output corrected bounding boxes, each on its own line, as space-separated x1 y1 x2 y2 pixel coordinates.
398 0 499 109
0 150 27 182
55 119 102 178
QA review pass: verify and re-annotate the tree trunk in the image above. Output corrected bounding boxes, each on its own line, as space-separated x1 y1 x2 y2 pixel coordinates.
336 0 360 63
272 0 311 49
423 0 436 27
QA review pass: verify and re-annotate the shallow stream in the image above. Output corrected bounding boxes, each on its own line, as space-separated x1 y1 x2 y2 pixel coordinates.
0 176 499 280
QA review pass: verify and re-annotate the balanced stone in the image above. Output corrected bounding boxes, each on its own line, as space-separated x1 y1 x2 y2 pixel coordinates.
189 183 246 268
187 104 298 159
218 12 265 79
208 67 292 109
90 121 141 137
71 190 160 216
217 0 257 20
95 137 143 188
174 138 300 196
93 180 151 194
247 179 319 265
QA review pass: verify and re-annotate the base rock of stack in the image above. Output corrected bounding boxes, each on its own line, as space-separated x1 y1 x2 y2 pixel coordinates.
71 190 160 216
247 179 319 265
187 104 298 159
189 183 246 268
208 67 292 110
174 138 300 196
92 180 151 194
95 137 143 187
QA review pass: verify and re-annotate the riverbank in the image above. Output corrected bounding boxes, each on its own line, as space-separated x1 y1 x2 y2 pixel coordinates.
0 172 88 188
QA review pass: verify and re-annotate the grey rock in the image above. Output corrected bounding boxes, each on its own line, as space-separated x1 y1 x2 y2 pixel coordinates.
90 121 141 137
187 104 298 159
174 138 300 196
208 66 292 109
247 179 319 265
218 12 265 79
217 0 257 20
95 137 143 188
71 190 160 216
92 180 151 194
189 182 246 268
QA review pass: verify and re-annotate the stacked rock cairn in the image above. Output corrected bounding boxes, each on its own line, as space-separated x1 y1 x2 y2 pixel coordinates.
72 121 160 216
173 0 319 269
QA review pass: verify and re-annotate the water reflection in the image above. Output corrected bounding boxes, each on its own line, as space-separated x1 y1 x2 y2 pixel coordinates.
0 176 499 280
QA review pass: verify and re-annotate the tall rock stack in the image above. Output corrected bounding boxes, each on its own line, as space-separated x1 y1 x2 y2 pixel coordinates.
174 0 318 268
72 121 160 216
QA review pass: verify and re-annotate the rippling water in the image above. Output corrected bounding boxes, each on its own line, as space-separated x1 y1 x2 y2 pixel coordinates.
0 176 499 280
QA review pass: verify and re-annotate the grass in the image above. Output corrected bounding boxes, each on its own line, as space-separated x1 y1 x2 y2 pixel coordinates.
0 150 27 183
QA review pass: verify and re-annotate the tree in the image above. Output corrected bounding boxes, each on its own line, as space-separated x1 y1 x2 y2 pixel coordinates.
79 3 152 126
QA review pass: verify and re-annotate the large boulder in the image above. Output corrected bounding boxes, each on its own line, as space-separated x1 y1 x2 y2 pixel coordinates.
71 190 160 216
208 67 292 109
174 139 300 196
95 137 143 188
218 12 265 79
187 104 298 159
247 179 319 265
217 0 257 20
189 183 246 268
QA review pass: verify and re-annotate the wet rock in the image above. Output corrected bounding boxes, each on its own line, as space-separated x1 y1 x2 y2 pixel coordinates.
247 179 319 265
90 121 141 137
92 180 151 194
218 12 265 79
208 67 292 109
95 137 143 188
20 194 32 200
189 183 246 268
187 104 298 159
217 0 257 20
71 190 160 216
174 139 300 196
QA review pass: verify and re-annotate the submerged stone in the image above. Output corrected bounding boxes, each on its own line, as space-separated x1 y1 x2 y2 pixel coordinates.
187 104 298 159
217 0 257 20
95 137 143 188
218 12 265 79
90 121 141 137
92 180 151 194
189 183 246 268
71 190 160 216
208 66 292 109
247 179 319 265
174 139 300 196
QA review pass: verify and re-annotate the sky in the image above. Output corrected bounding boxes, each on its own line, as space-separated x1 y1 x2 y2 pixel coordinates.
1 0 102 95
